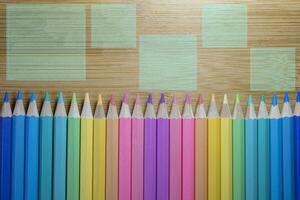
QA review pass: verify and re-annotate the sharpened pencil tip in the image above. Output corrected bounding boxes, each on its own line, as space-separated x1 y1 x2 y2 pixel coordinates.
44 91 50 102
160 94 165 104
122 93 128 104
235 94 240 104
185 95 191 104
110 95 116 105
3 91 9 102
147 94 153 104
84 93 90 103
284 92 289 103
211 94 215 102
16 89 22 100
260 96 265 103
97 94 103 105
248 95 253 105
198 94 204 104
58 92 64 104
135 94 140 104
71 93 77 104
223 94 228 104
173 95 178 104
30 92 36 102
297 92 300 102
272 94 277 106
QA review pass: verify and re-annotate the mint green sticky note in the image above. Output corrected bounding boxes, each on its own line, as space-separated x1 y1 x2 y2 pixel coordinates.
202 4 247 48
91 4 136 48
139 35 197 91
6 4 86 80
251 48 295 91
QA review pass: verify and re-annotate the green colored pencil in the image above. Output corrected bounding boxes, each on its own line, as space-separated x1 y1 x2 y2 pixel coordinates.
67 93 80 200
232 94 245 200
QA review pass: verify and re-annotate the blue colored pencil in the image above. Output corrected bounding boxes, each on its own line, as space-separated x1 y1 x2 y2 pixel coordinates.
282 93 295 200
0 91 12 200
39 92 53 200
11 90 26 200
257 96 270 200
25 92 39 200
294 92 300 200
270 94 283 200
53 92 67 200
245 96 258 200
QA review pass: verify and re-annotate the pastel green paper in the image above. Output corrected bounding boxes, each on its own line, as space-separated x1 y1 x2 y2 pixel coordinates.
6 4 86 80
91 4 136 48
250 48 295 91
202 4 247 48
139 35 197 91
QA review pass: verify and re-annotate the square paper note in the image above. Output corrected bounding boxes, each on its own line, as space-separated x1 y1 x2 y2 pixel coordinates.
202 4 247 48
139 35 197 91
6 4 86 80
250 48 295 91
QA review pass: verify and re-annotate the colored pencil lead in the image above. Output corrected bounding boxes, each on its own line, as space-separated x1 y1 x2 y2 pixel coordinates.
71 93 77 104
297 92 300 102
110 95 116 105
160 94 165 104
185 95 191 104
4 91 9 102
58 92 64 104
272 95 277 106
123 93 128 104
16 89 22 100
97 94 103 105
173 95 178 105
30 92 36 102
284 92 289 103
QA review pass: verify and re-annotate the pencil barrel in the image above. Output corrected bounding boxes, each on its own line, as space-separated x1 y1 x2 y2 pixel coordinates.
295 116 300 200
11 115 25 200
232 119 245 200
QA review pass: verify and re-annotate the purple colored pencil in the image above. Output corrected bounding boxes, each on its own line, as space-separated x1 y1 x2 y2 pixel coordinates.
157 94 170 200
144 95 157 200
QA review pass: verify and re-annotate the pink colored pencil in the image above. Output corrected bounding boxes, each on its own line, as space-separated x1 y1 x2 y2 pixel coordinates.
119 94 132 200
170 95 182 200
195 95 208 200
182 95 195 200
131 95 144 200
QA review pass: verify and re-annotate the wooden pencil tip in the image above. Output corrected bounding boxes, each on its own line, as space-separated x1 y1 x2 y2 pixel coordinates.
97 94 103 105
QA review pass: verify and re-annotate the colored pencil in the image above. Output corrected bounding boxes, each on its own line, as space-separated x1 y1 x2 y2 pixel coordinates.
131 94 144 200
93 94 106 200
157 94 170 200
245 95 258 200
182 95 195 200
80 93 94 200
53 92 67 200
39 92 53 200
25 92 39 200
232 94 245 200
220 94 232 200
195 95 207 200
257 96 270 200
119 94 132 200
170 95 182 200
270 94 283 200
295 92 300 200
144 95 157 200
0 91 12 200
207 94 221 200
67 93 80 200
11 90 25 200
106 95 119 200
282 93 295 200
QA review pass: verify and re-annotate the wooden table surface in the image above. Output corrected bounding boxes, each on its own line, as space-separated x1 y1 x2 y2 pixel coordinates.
0 0 299 111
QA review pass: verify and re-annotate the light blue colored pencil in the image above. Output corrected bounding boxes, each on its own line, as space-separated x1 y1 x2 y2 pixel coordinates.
245 95 258 200
270 95 282 200
53 92 67 200
39 92 53 200
11 90 26 200
257 96 270 200
282 93 295 200
25 92 39 200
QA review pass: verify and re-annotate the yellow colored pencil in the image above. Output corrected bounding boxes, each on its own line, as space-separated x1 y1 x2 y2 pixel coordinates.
208 94 221 200
106 96 119 200
93 95 106 200
80 93 94 200
220 94 232 200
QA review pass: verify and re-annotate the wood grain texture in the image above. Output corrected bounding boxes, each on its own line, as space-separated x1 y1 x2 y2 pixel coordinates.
0 0 299 109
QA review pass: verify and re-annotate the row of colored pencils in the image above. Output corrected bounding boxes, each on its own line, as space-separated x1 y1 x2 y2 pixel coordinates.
0 91 300 200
